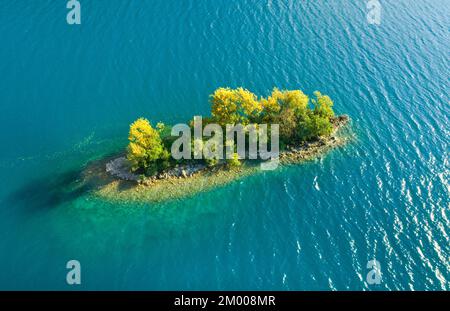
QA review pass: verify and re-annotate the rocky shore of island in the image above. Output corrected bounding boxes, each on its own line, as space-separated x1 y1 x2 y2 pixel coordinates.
106 115 349 182
105 156 208 183
279 114 349 164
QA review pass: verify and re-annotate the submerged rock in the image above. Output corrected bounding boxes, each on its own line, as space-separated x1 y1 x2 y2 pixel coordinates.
105 157 140 181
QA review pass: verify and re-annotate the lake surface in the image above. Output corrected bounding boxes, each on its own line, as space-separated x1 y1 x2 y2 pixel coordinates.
0 0 448 290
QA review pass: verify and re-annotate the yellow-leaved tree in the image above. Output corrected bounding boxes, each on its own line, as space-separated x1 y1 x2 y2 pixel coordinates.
260 88 309 122
210 87 262 125
127 118 166 173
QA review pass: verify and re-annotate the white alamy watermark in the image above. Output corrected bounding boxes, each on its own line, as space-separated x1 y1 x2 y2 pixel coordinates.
367 0 382 25
66 260 81 285
171 116 280 170
366 259 382 285
67 0 81 25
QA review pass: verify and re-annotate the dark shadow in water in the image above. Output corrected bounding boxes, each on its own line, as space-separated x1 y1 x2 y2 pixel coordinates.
5 170 95 213
4 155 134 213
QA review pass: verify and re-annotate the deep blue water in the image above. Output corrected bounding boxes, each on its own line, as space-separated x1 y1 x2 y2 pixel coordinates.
0 0 448 290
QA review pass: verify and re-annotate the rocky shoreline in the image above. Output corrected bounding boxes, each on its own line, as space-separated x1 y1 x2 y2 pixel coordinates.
279 114 349 164
105 115 350 183
106 157 208 182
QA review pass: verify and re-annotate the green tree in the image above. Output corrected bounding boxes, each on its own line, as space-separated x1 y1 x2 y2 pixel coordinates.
273 108 298 144
312 91 334 119
297 111 333 141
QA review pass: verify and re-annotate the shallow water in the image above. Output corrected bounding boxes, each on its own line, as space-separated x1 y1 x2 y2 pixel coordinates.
0 0 448 290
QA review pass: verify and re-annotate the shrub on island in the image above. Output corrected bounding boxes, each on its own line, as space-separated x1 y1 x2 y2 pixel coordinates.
227 152 241 168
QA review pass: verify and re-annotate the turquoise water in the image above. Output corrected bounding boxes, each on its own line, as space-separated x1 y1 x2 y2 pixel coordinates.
0 0 448 290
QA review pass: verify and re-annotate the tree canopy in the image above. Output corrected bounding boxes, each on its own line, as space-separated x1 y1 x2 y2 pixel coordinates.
127 87 336 175
210 87 262 125
127 118 167 173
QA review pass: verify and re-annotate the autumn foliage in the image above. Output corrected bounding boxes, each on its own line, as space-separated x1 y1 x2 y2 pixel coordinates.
127 118 169 174
127 87 336 175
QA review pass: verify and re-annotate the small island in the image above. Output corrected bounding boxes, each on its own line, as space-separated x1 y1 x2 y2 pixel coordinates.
84 87 350 203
